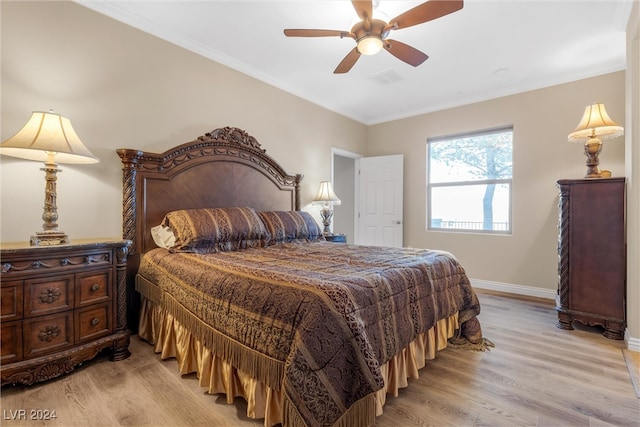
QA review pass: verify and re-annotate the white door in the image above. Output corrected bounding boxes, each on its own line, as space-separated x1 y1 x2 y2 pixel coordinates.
357 155 403 247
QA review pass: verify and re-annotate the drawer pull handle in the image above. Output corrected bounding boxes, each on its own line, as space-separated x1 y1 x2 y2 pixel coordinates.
91 318 100 326
38 288 62 304
38 325 61 342
90 284 100 292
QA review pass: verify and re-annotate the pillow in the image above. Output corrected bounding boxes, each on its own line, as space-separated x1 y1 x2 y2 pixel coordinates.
150 224 176 249
161 207 267 253
258 211 324 245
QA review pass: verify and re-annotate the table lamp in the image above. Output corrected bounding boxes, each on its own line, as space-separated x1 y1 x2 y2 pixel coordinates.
568 103 624 178
0 111 99 245
312 181 341 235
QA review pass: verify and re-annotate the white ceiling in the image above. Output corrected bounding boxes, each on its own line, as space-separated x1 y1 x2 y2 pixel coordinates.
77 0 632 125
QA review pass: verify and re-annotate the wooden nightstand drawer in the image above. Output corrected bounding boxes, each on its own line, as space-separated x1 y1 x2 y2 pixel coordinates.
1 321 23 364
75 303 112 343
24 274 74 318
23 312 73 358
76 270 111 306
1 280 23 321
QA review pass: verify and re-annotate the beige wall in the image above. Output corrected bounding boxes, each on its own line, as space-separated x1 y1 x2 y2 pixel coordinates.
0 1 367 243
2 1 637 346
367 72 626 292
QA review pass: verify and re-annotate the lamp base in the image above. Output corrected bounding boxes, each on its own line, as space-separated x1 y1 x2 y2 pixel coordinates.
319 206 334 235
31 231 70 246
584 139 602 178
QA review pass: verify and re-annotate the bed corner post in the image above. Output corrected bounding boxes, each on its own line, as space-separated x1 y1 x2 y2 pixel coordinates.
117 148 144 333
295 174 303 211
117 149 142 253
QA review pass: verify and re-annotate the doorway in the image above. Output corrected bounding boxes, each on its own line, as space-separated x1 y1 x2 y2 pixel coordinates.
331 149 404 246
331 148 361 243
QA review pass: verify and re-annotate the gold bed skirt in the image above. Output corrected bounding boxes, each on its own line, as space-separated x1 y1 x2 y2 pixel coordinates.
138 296 458 426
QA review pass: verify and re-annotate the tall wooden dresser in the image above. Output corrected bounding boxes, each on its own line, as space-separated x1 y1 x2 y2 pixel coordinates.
1 239 131 385
555 178 626 339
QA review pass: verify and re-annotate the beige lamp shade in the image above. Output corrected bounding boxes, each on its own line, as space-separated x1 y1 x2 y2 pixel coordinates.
568 103 624 142
0 111 99 164
312 181 341 205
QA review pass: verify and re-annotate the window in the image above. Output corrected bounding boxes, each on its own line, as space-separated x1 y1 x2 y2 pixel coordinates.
427 127 513 234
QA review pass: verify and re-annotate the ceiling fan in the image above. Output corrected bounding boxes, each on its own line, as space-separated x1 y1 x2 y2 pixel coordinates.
284 0 464 74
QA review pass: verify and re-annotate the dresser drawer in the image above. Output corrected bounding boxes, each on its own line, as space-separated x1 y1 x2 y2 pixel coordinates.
23 312 73 359
24 275 74 318
75 303 112 343
1 280 23 321
1 321 23 364
76 270 112 307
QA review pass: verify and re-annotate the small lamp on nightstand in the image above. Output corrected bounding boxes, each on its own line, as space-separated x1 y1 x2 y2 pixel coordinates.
0 111 99 246
568 103 624 178
312 181 341 235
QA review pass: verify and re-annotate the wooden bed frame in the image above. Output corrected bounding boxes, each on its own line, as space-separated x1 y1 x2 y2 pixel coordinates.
117 126 302 327
116 126 483 427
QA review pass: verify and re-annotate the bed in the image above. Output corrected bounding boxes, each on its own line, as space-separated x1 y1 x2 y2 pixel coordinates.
117 126 489 427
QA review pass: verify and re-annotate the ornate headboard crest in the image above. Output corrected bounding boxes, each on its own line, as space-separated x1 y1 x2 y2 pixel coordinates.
202 126 264 152
119 127 298 189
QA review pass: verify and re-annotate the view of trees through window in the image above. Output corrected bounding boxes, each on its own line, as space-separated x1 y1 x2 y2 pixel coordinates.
427 127 513 233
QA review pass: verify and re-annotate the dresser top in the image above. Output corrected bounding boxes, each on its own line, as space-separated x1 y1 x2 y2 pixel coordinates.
556 177 625 185
0 238 130 252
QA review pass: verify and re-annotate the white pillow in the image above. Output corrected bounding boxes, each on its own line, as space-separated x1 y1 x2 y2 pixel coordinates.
151 224 176 249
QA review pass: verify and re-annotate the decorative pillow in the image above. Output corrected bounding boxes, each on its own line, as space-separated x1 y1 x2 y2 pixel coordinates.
161 207 267 253
150 224 176 249
258 211 324 245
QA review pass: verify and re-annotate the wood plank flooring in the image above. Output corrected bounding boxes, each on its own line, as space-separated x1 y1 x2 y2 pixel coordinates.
2 290 639 426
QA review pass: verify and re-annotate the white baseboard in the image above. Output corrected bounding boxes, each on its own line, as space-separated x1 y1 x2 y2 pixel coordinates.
625 331 640 352
470 278 556 300
470 278 639 351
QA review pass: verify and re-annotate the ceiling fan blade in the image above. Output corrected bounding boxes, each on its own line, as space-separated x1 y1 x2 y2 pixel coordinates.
334 48 361 74
351 0 373 20
389 0 463 30
284 29 351 38
384 39 429 67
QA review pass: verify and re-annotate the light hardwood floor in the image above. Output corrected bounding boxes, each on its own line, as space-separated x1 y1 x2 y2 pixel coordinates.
1 290 639 426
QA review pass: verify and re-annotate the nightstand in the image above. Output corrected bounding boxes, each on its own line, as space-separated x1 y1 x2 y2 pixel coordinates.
0 238 131 385
324 234 347 243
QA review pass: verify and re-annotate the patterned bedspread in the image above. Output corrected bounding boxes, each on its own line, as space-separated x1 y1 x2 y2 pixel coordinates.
136 241 482 427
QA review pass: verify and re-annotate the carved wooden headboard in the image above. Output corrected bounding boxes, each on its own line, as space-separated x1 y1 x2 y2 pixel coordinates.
118 126 302 255
117 126 303 328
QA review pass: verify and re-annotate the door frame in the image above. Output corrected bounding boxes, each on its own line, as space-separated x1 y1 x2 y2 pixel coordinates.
332 148 362 243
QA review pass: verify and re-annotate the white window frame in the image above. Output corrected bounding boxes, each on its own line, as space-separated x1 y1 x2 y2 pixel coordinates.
427 127 513 235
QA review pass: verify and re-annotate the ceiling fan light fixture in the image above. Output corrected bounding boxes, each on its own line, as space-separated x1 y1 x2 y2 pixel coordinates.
357 36 383 55
284 0 465 73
